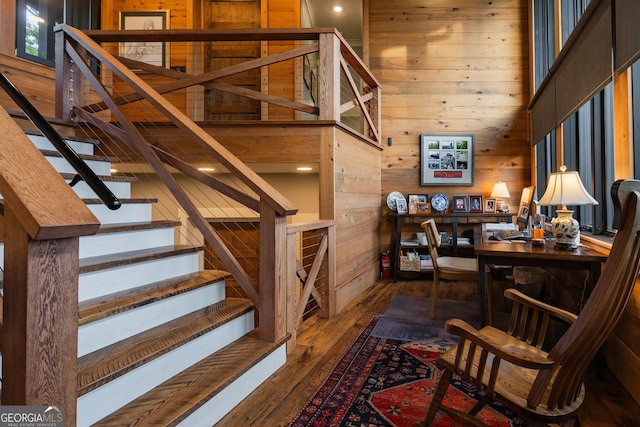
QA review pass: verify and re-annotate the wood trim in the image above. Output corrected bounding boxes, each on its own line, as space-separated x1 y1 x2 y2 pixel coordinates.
613 68 633 179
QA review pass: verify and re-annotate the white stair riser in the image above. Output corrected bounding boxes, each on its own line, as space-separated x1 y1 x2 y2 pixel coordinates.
45 156 112 176
29 134 95 156
67 179 131 199
76 312 255 427
177 344 286 427
78 281 226 356
79 253 200 301
87 203 152 224
80 227 175 258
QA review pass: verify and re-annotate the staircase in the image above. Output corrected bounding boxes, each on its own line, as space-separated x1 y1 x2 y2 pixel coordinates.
5 126 288 426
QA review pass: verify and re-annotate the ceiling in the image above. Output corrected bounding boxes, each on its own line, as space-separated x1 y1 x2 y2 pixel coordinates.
304 0 363 48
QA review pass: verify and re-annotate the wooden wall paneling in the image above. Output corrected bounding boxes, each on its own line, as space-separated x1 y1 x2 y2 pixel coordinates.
0 1 16 55
370 0 530 253
0 56 57 117
332 129 381 308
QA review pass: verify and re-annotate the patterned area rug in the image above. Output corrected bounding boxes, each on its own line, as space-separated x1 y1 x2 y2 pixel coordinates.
289 311 526 426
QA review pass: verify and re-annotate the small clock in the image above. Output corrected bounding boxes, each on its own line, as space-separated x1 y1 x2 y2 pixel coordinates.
431 193 449 212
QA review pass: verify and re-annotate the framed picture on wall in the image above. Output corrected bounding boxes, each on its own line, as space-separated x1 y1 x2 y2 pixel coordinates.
120 10 170 67
420 133 475 186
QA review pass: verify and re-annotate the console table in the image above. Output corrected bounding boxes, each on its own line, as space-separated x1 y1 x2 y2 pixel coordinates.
391 212 513 280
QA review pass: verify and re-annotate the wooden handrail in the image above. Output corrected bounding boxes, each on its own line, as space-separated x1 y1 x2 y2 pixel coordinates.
0 108 99 240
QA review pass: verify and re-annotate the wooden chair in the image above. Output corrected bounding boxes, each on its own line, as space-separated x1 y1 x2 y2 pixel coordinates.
424 179 640 426
421 219 478 320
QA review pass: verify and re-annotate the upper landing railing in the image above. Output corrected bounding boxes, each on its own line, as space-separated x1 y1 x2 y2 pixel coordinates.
68 27 382 144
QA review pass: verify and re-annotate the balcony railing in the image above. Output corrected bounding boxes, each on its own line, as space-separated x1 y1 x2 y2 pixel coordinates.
68 27 381 144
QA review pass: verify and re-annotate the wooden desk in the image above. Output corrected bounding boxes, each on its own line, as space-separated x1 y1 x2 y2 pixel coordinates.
474 230 608 326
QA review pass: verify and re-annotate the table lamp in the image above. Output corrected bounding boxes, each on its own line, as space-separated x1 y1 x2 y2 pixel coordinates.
537 165 598 250
491 181 511 212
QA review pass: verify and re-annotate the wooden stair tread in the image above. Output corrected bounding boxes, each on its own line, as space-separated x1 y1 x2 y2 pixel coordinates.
60 172 138 183
82 197 158 205
39 148 118 163
77 297 254 396
79 244 203 273
96 220 181 234
92 331 287 426
78 269 231 325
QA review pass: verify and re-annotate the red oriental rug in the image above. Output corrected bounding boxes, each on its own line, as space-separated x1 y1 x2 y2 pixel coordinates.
289 316 525 427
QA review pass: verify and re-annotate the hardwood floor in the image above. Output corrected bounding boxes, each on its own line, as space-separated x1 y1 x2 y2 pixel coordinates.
216 279 640 426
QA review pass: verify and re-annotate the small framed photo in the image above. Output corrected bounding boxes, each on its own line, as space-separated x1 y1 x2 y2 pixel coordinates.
396 198 408 214
469 195 483 213
452 196 468 212
417 202 431 214
484 198 496 213
408 194 429 215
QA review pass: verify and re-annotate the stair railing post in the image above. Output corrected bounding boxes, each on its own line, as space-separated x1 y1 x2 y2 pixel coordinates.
258 200 288 342
55 27 82 122
1 208 79 427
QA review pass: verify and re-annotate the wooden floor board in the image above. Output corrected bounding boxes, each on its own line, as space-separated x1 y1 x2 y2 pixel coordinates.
216 279 640 426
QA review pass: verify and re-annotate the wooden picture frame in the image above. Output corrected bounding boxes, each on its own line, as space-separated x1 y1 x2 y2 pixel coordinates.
420 133 474 186
469 195 483 213
452 195 468 212
416 202 431 214
484 198 496 213
408 194 429 215
120 10 170 68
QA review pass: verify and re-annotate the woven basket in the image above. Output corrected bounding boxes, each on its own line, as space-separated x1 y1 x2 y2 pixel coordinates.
399 255 421 272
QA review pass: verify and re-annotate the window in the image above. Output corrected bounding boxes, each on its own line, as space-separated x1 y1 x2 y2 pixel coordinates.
16 0 100 67
533 0 621 236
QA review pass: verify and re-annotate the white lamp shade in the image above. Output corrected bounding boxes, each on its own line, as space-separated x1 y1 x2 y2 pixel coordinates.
538 167 599 206
490 182 511 199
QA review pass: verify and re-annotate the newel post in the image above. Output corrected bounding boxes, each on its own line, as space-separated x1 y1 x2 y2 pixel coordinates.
259 200 288 342
1 209 79 426
318 32 341 122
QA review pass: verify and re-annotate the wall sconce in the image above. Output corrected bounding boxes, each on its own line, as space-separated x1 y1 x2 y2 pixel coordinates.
538 166 598 250
491 181 511 213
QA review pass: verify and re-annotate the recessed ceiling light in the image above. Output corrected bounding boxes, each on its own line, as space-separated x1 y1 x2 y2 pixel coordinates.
110 168 118 173
297 166 313 171
333 6 343 13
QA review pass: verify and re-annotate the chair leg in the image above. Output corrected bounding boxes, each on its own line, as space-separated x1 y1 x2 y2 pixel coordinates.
431 275 439 319
486 269 494 326
425 368 452 423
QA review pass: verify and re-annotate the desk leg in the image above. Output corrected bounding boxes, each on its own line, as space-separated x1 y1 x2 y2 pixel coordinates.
477 255 488 327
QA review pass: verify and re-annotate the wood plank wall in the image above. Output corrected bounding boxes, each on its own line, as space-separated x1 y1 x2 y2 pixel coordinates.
368 0 531 250
327 128 382 313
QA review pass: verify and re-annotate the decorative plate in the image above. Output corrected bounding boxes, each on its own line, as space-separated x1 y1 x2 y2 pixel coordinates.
431 193 449 212
386 191 405 211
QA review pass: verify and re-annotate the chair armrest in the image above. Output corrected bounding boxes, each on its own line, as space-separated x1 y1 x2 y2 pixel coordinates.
505 288 578 325
445 318 555 370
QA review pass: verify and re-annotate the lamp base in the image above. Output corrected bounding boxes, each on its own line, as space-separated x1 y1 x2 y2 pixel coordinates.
551 207 579 250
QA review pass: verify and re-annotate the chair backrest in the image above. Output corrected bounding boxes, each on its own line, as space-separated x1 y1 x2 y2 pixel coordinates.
528 180 640 410
421 219 441 269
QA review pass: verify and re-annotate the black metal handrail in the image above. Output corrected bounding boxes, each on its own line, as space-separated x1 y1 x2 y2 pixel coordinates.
0 71 120 210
